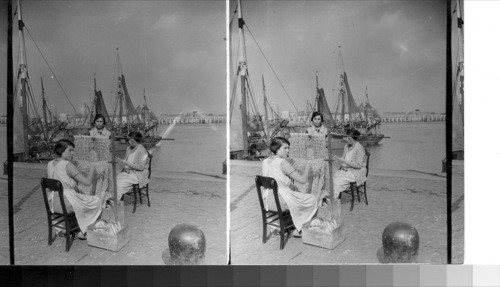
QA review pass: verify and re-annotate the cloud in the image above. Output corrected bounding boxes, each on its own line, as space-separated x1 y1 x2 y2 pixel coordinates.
399 44 408 53
171 50 209 70
153 13 182 31
376 11 404 28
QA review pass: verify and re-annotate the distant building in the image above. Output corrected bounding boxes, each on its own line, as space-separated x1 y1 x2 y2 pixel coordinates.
158 111 226 125
381 110 445 122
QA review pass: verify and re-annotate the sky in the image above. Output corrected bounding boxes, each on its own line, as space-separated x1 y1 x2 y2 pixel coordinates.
6 0 225 117
230 0 447 114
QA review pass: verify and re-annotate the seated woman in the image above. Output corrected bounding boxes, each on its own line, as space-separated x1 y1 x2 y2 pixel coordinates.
262 137 318 237
89 114 111 138
305 111 328 136
115 131 149 201
332 129 367 199
47 139 102 239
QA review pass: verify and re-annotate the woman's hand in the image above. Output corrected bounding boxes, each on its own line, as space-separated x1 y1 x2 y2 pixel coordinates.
333 155 345 164
305 164 312 177
286 158 296 166
321 195 331 206
115 157 126 165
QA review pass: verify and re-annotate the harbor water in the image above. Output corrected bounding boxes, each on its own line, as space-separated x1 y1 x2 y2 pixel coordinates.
2 121 443 174
0 124 226 176
363 122 445 173
152 123 226 175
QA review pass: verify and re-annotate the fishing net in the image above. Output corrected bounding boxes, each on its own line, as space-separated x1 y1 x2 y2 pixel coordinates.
73 135 114 202
76 161 114 202
290 158 329 206
288 133 343 249
288 133 327 159
288 133 330 205
73 135 112 162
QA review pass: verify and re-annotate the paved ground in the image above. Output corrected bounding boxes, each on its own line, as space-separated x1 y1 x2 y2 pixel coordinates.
451 160 464 264
0 163 226 265
230 160 463 264
0 176 8 264
0 160 464 265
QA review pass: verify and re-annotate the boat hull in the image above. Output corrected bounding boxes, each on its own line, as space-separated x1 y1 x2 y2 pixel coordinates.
358 134 384 146
330 132 384 147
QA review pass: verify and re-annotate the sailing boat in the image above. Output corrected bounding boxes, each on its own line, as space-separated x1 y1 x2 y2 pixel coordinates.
12 0 69 161
12 0 101 162
229 0 269 160
451 0 464 160
327 48 385 146
109 48 161 151
89 74 113 130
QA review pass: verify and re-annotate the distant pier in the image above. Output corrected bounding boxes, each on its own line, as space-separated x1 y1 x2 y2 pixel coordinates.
159 111 226 125
381 112 445 123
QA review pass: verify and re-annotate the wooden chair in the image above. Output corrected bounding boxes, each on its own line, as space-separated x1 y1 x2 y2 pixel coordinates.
255 175 295 250
125 153 153 213
339 150 370 211
41 178 80 252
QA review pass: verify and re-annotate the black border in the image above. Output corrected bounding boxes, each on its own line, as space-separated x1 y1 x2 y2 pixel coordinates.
2 0 458 284
7 0 15 266
446 0 453 265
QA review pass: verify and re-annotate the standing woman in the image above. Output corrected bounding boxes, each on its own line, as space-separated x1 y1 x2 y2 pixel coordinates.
262 137 318 237
47 139 102 239
115 131 149 201
332 129 367 198
306 111 328 136
89 114 111 138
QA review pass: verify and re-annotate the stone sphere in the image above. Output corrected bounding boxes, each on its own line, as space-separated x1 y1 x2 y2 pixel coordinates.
382 222 419 263
168 223 206 265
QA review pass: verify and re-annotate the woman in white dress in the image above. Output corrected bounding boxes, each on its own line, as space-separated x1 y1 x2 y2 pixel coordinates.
47 139 102 239
305 111 328 136
88 114 111 138
262 137 319 237
332 129 367 198
115 131 149 201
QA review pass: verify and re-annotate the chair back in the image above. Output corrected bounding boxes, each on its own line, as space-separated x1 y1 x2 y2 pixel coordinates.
146 152 153 179
255 175 284 215
41 177 70 216
364 150 371 177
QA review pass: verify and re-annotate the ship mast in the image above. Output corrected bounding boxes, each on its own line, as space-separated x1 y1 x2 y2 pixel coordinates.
117 49 124 128
39 77 49 138
262 75 269 138
364 86 369 134
41 78 48 129
337 47 350 130
315 71 320 112
455 0 464 126
237 0 249 157
17 0 29 159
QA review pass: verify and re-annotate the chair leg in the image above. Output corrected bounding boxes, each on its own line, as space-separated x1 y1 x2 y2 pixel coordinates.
350 184 355 211
139 188 143 204
262 212 268 244
145 186 151 207
279 218 285 250
364 183 368 205
356 185 361 202
132 185 138 213
48 216 53 246
65 228 71 252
